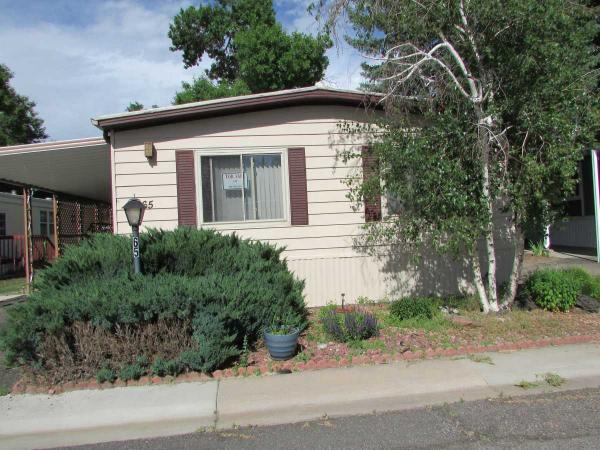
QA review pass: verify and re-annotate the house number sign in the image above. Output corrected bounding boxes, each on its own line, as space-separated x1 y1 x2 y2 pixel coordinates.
141 200 154 209
132 235 140 258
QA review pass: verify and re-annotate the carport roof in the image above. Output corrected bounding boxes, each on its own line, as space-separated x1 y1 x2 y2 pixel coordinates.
0 137 110 203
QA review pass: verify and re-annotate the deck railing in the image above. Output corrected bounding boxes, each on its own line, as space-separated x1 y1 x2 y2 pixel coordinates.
0 235 56 275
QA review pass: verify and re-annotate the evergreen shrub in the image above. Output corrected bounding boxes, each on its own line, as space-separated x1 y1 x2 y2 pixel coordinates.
0 228 306 382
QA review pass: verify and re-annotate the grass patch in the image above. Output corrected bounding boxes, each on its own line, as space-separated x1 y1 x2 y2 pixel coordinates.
294 350 313 363
438 295 481 313
543 372 566 387
0 386 10 396
468 354 494 365
383 313 453 332
0 277 25 296
347 339 386 352
515 380 540 389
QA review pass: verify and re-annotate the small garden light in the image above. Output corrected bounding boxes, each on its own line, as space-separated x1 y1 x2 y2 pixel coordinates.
123 198 146 274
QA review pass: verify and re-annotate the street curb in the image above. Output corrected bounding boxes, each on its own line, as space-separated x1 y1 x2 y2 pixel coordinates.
212 344 600 430
0 382 218 450
2 343 600 449
214 377 600 431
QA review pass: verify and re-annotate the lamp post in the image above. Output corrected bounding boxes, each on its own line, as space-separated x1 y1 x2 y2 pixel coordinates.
122 198 146 274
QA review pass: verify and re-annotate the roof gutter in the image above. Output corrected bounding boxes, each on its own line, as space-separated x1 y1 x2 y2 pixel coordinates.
92 88 383 132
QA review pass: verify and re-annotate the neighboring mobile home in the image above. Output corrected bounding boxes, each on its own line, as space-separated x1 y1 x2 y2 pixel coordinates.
0 191 55 275
549 152 597 253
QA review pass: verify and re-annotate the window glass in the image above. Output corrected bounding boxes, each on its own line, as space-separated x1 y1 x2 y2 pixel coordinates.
38 210 54 237
0 213 6 236
243 154 283 220
200 153 284 223
49 211 54 236
40 210 49 236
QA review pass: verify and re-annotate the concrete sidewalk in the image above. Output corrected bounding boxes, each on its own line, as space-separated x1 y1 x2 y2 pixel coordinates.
2 343 600 450
0 294 26 306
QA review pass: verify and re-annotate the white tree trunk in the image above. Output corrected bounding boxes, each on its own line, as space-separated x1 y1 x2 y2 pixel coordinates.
477 108 499 312
501 219 524 308
472 246 492 313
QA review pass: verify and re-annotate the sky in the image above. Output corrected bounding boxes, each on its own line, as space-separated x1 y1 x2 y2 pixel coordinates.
0 0 365 141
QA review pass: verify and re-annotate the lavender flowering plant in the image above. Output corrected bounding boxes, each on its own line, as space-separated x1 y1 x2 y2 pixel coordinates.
320 308 378 342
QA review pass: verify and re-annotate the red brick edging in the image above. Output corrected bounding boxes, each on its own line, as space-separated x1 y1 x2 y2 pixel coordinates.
12 333 600 395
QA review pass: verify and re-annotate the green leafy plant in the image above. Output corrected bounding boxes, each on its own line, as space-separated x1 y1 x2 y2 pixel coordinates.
529 241 550 257
294 350 312 363
524 269 580 311
265 314 299 335
389 297 436 321
543 372 566 387
119 363 144 382
560 267 600 300
347 339 386 352
515 380 539 389
239 335 249 368
96 367 117 384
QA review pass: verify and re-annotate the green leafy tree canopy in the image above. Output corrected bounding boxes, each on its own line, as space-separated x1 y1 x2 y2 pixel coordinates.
173 77 251 105
325 0 599 312
169 0 332 98
0 64 46 146
125 101 144 112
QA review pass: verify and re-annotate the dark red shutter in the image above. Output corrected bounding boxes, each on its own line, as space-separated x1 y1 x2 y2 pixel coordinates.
288 147 309 225
362 146 381 222
175 150 197 227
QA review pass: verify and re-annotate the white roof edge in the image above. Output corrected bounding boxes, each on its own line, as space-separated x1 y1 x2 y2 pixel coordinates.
91 85 376 123
0 137 106 155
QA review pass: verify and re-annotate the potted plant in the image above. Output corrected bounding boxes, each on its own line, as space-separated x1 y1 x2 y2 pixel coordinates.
264 317 300 360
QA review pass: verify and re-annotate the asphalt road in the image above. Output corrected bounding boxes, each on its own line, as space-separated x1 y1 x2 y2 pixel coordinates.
60 387 600 450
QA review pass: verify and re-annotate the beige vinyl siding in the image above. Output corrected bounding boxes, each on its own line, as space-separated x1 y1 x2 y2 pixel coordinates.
112 106 370 247
111 104 514 305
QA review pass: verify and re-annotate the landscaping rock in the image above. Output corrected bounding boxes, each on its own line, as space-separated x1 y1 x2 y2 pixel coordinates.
576 295 600 313
440 306 459 315
517 296 539 311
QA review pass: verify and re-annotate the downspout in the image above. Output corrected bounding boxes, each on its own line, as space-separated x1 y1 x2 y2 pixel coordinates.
591 149 600 264
108 130 117 235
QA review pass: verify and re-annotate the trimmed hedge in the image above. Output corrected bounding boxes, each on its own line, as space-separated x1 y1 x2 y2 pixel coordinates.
1 228 307 382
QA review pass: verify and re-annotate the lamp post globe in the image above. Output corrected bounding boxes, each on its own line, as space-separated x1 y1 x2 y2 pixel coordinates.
122 198 146 274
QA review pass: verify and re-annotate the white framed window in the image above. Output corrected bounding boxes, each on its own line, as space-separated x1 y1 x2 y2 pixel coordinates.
197 150 288 224
39 210 54 237
0 212 6 236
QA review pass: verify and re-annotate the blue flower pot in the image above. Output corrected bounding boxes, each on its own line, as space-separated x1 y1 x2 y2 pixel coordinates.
264 327 300 360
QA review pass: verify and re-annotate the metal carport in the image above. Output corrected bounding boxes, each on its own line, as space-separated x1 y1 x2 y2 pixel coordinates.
0 137 111 288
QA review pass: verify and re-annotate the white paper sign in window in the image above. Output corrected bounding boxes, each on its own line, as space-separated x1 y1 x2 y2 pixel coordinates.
222 172 247 190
